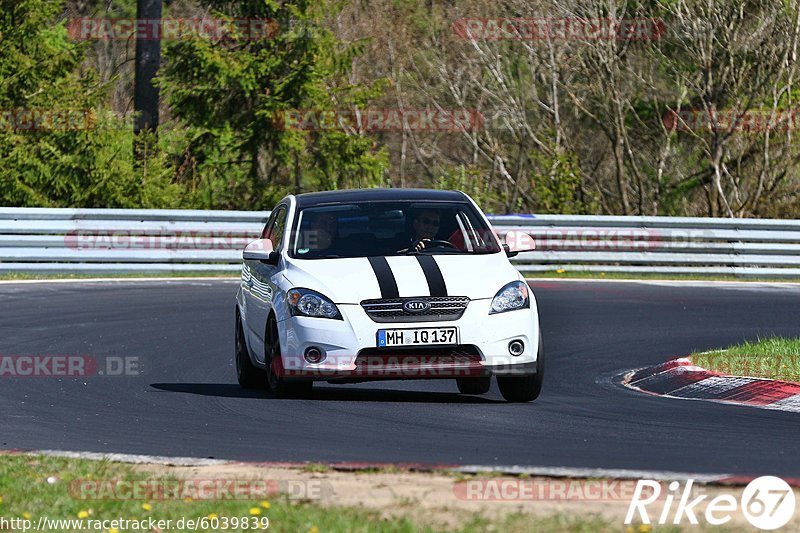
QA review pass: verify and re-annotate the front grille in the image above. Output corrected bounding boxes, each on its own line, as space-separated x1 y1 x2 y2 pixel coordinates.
353 345 485 378
361 296 470 323
357 345 482 359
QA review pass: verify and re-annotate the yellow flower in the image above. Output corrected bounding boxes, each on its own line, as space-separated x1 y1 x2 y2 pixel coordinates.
78 510 89 519
142 503 152 512
22 512 31 520
183 497 193 503
207 513 218 520
109 529 120 533
249 507 261 516
556 268 566 274
309 526 320 533
638 526 651 533
600 272 606 277
261 501 271 509
626 528 634 533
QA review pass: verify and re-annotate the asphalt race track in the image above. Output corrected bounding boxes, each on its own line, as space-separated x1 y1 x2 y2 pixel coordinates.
2 279 799 476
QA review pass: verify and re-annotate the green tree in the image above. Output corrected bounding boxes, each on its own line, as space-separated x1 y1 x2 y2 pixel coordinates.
158 0 388 210
530 145 597 215
0 0 184 207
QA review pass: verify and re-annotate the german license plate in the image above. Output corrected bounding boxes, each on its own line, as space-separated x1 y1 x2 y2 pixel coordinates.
377 327 458 347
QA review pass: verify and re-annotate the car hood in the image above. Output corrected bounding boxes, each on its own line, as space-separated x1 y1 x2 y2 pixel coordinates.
282 253 522 304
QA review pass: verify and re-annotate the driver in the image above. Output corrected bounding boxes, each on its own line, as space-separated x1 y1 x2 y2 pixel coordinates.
303 212 338 255
398 209 441 253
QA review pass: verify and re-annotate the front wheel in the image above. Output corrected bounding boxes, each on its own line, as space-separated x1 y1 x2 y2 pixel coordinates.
265 315 313 398
497 335 544 402
235 310 264 389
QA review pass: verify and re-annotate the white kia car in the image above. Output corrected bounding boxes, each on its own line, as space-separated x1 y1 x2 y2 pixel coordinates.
235 188 543 402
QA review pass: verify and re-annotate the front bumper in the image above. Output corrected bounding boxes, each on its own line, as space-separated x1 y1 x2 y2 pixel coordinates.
277 297 540 381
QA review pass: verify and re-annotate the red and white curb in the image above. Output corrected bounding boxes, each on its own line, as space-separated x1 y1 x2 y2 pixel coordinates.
623 358 800 413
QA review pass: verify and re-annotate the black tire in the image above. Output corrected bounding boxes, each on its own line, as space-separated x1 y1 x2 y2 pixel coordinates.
235 309 264 389
265 315 313 398
456 377 491 395
497 334 544 403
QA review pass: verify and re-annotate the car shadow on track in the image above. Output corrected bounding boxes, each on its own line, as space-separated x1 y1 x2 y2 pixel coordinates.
149 383 503 403
150 383 266 398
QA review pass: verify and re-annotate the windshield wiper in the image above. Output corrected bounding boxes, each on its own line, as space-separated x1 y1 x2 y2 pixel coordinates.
418 249 500 255
414 249 470 255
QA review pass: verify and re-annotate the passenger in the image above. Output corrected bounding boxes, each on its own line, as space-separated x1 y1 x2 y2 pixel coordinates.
304 212 338 255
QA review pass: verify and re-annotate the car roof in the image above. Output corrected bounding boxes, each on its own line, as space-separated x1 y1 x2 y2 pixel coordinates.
291 188 467 208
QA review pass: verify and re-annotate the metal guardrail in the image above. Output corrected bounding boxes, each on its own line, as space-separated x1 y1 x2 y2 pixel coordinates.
1 208 799 277
0 208 263 274
500 214 800 277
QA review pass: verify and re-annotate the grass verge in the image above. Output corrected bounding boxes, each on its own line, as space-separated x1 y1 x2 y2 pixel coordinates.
0 454 627 532
692 337 800 382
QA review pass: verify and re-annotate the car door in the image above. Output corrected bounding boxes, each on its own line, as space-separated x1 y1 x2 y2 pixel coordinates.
241 209 274 318
243 204 288 364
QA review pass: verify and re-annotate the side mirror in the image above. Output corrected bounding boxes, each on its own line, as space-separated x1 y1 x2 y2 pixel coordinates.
503 230 536 257
243 239 279 265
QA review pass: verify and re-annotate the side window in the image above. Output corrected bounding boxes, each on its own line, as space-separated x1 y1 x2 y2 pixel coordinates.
260 211 276 239
269 206 288 251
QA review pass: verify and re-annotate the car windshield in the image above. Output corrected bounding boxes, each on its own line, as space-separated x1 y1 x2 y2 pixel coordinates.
288 201 502 259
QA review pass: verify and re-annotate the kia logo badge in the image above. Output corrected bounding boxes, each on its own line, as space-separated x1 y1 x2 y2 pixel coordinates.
403 299 430 313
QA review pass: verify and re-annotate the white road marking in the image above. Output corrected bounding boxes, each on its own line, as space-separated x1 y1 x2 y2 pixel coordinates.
24 449 735 483
32 449 228 466
671 376 757 395
768 394 800 413
456 465 730 483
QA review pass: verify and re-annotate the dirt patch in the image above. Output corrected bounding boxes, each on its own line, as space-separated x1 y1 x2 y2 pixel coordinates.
135 463 799 530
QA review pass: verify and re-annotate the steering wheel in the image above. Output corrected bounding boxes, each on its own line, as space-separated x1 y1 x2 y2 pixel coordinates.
408 238 458 253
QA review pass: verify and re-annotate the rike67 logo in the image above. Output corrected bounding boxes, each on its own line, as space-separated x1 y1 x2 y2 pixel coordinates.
626 476 796 530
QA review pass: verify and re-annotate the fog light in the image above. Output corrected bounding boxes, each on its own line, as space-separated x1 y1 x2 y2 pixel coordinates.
508 340 524 356
304 347 325 364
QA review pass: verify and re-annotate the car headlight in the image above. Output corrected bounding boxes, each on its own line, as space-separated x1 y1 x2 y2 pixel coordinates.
489 281 530 314
287 288 342 319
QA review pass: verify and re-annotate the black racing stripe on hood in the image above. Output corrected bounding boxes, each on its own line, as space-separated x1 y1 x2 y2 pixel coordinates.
415 255 448 297
367 256 400 298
